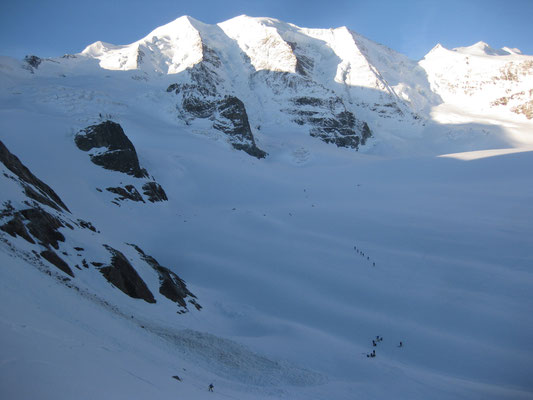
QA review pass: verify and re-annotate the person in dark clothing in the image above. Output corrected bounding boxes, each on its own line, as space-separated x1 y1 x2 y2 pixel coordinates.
399 341 403 348
208 383 214 392
372 340 376 347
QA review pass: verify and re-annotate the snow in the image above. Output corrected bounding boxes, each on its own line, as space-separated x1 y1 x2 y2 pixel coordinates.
440 147 533 160
219 16 300 73
1 15 533 400
454 41 515 57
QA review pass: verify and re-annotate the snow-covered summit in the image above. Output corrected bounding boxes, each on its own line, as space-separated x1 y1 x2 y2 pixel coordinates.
82 15 204 74
420 39 533 127
454 41 520 56
2 15 533 154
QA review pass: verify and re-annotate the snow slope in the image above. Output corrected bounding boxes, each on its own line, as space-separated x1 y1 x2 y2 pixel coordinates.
1 15 533 400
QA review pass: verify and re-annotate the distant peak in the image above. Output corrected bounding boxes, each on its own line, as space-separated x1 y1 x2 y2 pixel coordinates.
502 46 522 55
221 15 290 29
145 15 201 38
473 40 490 48
426 43 448 54
335 26 350 33
453 41 512 56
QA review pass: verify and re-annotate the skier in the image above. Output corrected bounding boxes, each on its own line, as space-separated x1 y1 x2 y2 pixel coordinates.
208 383 214 392
399 341 403 348
372 340 376 347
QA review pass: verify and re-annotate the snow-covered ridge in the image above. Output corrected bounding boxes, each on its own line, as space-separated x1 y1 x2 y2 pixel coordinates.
2 14 532 155
453 41 522 56
420 41 533 123
75 15 533 137
82 16 204 74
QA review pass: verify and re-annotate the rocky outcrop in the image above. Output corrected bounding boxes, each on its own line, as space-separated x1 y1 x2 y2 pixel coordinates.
106 185 145 203
0 141 197 312
491 90 533 119
23 55 42 73
286 41 314 76
100 245 156 303
166 44 266 159
287 96 372 149
1 205 65 250
0 204 76 278
214 96 267 158
512 100 533 119
142 182 168 202
75 121 148 178
74 122 169 203
129 244 200 311
168 82 267 158
0 140 69 212
40 249 74 277
0 141 106 278
18 208 66 249
0 206 35 244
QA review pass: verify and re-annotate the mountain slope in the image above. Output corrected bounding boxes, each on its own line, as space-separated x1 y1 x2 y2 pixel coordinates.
1 15 533 400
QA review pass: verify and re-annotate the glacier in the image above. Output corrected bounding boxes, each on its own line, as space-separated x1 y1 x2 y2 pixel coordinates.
1 15 533 400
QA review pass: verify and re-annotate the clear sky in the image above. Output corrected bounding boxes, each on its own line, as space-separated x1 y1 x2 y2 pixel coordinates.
1 0 532 60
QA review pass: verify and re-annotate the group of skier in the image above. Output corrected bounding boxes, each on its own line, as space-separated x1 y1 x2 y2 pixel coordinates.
353 244 376 267
366 335 403 358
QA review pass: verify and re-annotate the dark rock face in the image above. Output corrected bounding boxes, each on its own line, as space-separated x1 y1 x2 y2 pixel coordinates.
0 140 69 212
142 182 168 202
75 121 148 178
249 68 373 150
182 95 216 118
20 208 65 249
77 219 97 232
1 202 75 277
129 244 200 311
106 185 145 203
308 113 361 149
1 206 75 276
24 55 42 73
40 249 74 277
168 84 267 159
287 41 314 76
0 212 35 244
74 122 169 205
360 122 372 145
288 97 371 150
166 47 267 159
214 96 267 159
100 245 156 303
1 207 65 250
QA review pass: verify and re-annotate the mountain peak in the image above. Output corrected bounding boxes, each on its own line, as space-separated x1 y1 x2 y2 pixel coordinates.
143 15 200 38
453 41 513 56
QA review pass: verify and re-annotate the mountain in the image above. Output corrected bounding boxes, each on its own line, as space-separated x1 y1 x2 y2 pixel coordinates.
1 15 533 400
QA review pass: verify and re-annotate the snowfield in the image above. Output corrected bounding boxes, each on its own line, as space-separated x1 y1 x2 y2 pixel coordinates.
1 15 533 400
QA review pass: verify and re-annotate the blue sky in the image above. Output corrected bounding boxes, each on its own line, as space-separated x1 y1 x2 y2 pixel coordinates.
1 0 532 60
